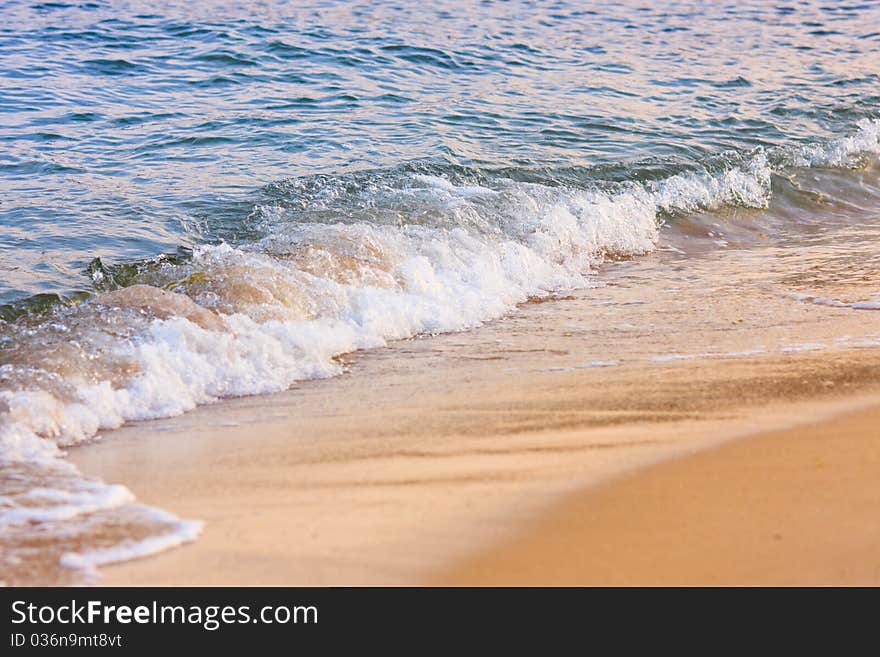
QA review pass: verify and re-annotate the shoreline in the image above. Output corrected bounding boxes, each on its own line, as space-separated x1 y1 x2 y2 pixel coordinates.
3 0 880 592
64 245 880 587
438 402 880 586
67 341 880 586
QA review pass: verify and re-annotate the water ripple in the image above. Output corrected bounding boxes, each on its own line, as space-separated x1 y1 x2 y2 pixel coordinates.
0 0 879 301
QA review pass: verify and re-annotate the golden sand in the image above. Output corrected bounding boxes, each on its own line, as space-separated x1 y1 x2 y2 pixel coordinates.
439 403 880 586
70 344 880 585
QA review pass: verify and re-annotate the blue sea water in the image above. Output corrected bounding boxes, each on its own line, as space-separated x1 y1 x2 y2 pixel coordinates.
1 0 878 303
0 0 879 584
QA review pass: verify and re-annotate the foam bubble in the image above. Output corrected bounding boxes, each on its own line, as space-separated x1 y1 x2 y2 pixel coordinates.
59 515 202 582
792 293 880 310
781 118 880 168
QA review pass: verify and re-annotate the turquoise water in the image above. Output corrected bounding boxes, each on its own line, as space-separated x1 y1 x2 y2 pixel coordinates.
1 0 880 584
1 0 878 303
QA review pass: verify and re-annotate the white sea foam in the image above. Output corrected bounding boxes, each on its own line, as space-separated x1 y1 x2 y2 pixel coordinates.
780 342 826 353
650 151 772 212
652 348 767 363
59 512 202 582
3 159 779 450
793 293 880 310
0 480 134 525
835 334 880 348
542 359 623 372
2 179 669 450
782 118 880 167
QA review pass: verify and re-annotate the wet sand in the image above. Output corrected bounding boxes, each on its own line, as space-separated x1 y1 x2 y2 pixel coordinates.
70 343 880 586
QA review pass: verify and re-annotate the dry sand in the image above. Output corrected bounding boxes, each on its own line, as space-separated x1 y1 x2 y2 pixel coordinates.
439 403 880 586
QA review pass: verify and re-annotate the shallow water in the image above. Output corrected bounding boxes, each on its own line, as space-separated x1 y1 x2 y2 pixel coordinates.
1 0 879 583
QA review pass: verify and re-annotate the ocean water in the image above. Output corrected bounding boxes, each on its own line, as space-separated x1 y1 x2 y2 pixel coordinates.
1 0 879 583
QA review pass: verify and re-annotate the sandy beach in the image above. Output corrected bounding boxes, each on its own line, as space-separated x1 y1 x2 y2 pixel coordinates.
68 325 880 585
